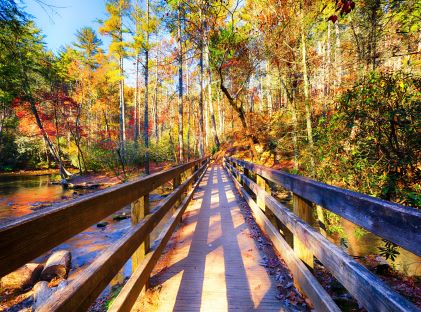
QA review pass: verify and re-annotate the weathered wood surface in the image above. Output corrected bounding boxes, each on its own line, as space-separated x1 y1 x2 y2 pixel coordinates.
37 161 208 312
226 163 341 312
226 161 419 312
109 162 209 312
0 158 207 278
227 157 421 256
292 194 314 269
132 165 289 312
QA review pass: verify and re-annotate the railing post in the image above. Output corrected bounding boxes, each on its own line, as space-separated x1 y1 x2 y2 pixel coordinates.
131 194 150 286
256 175 278 228
293 193 314 269
173 172 182 208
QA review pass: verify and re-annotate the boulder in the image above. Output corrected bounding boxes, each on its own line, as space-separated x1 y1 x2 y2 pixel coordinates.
374 256 390 275
40 250 71 281
0 263 44 293
97 221 109 228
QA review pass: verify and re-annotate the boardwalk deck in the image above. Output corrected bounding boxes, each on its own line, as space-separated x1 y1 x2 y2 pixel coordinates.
133 165 294 312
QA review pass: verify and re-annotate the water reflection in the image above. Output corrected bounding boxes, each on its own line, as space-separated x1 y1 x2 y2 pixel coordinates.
0 174 88 222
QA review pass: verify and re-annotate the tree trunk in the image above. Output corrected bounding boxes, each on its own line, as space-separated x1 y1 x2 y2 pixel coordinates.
198 19 205 157
204 39 220 149
334 22 341 94
186 60 191 159
177 4 184 162
217 88 223 138
301 19 315 173
219 71 258 160
134 49 140 141
119 53 126 159
153 46 159 142
29 100 70 180
144 0 150 174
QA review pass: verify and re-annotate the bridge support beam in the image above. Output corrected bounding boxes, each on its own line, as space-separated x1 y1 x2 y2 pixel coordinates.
293 194 314 269
131 195 150 287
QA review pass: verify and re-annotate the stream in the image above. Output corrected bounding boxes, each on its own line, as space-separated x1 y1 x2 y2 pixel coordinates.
0 173 175 307
0 174 419 290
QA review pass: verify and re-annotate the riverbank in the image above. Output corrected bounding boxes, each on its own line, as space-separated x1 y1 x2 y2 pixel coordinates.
0 169 64 177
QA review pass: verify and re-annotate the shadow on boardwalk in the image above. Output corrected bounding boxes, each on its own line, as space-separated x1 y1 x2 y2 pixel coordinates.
133 165 307 312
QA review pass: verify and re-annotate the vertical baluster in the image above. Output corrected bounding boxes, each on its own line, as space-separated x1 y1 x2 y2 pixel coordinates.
131 194 150 286
256 175 278 229
293 193 314 269
173 172 182 208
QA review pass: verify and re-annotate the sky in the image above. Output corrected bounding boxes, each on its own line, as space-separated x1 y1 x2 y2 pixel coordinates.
23 0 110 53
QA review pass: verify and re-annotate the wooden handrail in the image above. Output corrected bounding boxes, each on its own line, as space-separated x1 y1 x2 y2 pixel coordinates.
225 162 340 312
38 160 209 311
108 162 209 312
226 157 421 256
0 157 208 278
224 157 419 312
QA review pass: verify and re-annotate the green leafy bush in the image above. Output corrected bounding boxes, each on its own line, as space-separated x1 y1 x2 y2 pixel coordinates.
315 71 421 207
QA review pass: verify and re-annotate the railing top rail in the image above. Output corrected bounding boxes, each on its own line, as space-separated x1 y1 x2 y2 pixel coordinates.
224 160 418 312
226 157 421 256
0 157 209 278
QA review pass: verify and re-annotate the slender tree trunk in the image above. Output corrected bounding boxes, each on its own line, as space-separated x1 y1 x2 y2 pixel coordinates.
217 88 223 138
154 46 159 142
30 100 70 179
144 0 150 174
300 15 315 173
334 22 341 94
290 96 299 171
134 49 140 141
119 52 126 159
198 8 205 157
204 38 220 149
325 21 331 102
177 3 184 162
186 59 191 159
265 62 272 116
199 44 205 157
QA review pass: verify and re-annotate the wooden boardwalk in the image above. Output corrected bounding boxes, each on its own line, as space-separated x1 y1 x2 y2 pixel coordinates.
133 165 291 312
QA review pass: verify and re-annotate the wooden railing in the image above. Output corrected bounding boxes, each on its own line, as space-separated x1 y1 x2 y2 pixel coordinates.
0 157 210 312
224 156 420 312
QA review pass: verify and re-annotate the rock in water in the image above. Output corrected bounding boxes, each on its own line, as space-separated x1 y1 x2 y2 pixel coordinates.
33 281 52 310
0 263 44 293
40 250 71 281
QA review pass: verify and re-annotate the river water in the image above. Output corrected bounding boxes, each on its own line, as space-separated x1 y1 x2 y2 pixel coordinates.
0 173 174 300
0 174 419 280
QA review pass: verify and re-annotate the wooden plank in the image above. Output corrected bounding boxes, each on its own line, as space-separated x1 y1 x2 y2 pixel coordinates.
0 158 207 278
224 163 340 312
36 161 209 312
293 194 314 269
226 163 419 312
109 163 209 312
227 157 421 256
137 164 288 312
